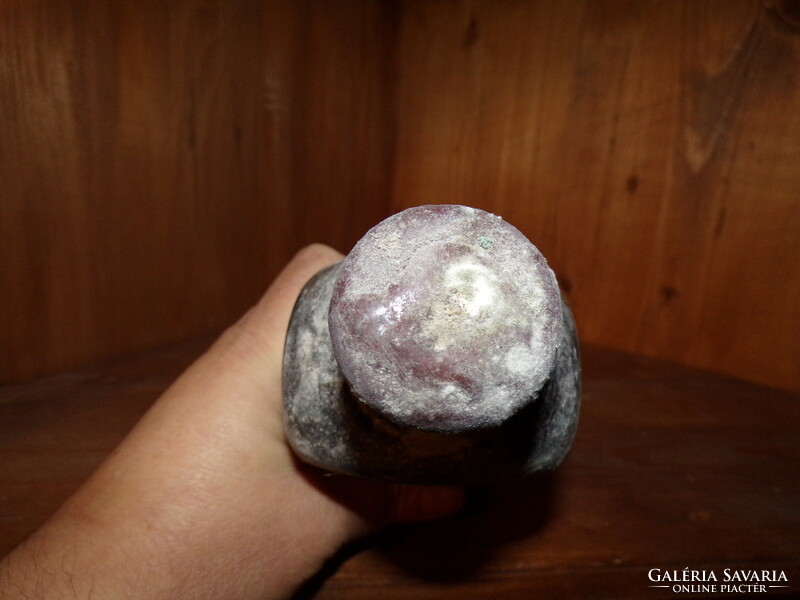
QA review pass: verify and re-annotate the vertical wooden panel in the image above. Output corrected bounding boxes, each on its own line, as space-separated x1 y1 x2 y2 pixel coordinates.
0 0 397 383
394 0 800 392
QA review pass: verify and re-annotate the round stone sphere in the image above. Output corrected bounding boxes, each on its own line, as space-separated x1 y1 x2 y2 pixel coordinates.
328 204 562 433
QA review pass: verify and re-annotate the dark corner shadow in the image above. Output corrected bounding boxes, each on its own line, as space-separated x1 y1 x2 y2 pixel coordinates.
292 471 560 598
371 470 560 582
289 456 560 596
292 535 378 600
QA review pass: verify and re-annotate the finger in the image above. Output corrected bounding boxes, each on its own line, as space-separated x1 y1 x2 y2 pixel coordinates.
174 244 343 397
142 244 343 445
216 243 344 374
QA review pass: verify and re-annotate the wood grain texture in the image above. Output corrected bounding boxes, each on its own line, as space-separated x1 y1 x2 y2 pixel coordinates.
3 0 798 393
393 0 800 393
1 338 798 598
0 0 396 383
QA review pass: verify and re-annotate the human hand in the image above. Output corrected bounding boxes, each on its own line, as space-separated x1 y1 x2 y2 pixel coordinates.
0 244 464 600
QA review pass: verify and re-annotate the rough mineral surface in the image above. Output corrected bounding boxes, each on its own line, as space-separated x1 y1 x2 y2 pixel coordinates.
283 205 580 484
329 205 562 432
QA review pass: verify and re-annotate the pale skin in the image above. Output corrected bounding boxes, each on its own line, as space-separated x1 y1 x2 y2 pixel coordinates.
0 244 464 599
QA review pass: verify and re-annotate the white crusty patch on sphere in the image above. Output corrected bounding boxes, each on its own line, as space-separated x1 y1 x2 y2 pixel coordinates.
328 204 562 433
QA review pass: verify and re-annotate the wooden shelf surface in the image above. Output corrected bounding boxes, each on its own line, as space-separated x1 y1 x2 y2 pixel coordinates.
1 338 798 598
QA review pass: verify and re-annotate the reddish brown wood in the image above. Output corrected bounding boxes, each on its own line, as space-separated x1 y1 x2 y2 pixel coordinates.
1 339 798 598
3 0 799 397
0 0 396 384
393 0 800 393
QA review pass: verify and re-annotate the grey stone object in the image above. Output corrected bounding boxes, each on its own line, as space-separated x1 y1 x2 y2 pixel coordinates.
282 205 580 484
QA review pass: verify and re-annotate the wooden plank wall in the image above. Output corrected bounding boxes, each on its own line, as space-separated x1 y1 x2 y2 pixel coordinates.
3 0 798 394
0 0 396 383
393 0 800 392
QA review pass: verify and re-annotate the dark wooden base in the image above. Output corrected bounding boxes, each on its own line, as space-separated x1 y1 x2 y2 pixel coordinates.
2 338 798 598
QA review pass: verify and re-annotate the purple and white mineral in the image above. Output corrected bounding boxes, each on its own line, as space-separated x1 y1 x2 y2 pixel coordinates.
282 205 580 484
